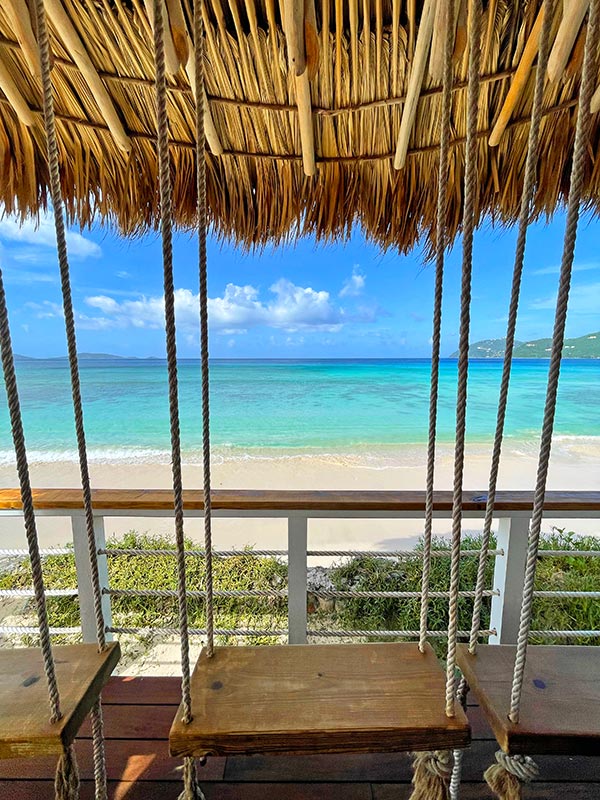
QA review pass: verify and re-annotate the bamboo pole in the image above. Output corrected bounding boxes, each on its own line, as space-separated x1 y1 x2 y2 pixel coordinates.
430 0 455 81
0 56 35 125
547 0 589 83
44 0 131 153
165 0 189 66
283 0 306 76
295 69 316 175
144 0 181 75
304 0 319 82
394 0 435 170
185 42 223 156
489 3 545 147
5 0 40 79
453 0 467 63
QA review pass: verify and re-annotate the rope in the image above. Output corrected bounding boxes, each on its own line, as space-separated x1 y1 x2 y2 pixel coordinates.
0 269 61 724
419 0 455 654
90 699 107 800
509 0 600 724
194 0 215 659
409 750 453 800
152 0 193 728
33 0 109 793
468 0 554 655
446 0 481 719
484 752 538 799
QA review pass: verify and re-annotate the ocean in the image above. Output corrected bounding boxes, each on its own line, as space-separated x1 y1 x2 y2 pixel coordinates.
1 358 598 465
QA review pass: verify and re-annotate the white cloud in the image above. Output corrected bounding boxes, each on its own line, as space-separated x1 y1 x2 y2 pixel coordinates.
0 214 101 261
116 271 131 279
530 282 600 315
79 279 367 334
532 262 599 276
339 265 365 297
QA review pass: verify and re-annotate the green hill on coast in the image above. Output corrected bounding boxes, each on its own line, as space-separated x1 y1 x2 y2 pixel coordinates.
450 331 600 359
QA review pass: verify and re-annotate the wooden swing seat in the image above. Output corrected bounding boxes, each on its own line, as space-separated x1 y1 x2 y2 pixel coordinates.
169 641 470 758
457 644 600 756
0 642 120 759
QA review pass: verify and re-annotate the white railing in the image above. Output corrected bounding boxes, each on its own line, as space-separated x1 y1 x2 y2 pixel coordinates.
0 489 598 645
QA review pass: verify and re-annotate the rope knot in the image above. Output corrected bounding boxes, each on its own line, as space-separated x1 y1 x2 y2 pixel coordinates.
494 751 539 782
410 750 453 799
54 745 80 800
414 750 453 780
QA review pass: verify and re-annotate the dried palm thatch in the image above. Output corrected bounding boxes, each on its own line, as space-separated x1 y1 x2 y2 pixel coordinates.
0 0 599 252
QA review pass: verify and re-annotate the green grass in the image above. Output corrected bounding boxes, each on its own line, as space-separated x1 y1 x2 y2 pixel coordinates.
0 528 598 649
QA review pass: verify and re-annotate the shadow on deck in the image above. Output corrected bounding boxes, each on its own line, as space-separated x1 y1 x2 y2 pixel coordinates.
0 677 598 799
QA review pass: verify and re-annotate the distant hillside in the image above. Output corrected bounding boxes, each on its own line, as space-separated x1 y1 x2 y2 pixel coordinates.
14 352 157 361
450 332 600 359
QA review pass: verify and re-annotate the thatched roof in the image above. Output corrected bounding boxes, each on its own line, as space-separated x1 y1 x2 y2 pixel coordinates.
0 0 599 251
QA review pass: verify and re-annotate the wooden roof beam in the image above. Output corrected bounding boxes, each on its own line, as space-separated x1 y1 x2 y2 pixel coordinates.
184 42 224 156
0 56 35 125
144 0 181 75
488 3 546 147
44 0 131 153
394 0 435 170
591 84 600 114
283 0 316 176
429 0 458 81
547 0 589 83
5 0 40 79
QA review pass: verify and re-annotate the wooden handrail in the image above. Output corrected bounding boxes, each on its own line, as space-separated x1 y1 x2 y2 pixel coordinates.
0 488 598 513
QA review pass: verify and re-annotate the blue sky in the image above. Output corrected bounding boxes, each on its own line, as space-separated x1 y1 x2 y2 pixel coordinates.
0 210 598 358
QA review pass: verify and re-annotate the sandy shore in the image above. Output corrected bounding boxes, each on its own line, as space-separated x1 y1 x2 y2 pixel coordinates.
1 441 598 675
1 440 598 552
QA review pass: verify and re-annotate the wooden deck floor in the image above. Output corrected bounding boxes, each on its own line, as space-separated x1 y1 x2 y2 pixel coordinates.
1 676 598 799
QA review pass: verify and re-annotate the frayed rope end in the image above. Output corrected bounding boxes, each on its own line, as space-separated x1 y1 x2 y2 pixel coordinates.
54 745 80 800
409 750 453 800
484 751 539 800
178 756 207 800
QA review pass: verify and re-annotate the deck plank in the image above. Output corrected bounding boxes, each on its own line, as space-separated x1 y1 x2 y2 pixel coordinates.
2 674 598 798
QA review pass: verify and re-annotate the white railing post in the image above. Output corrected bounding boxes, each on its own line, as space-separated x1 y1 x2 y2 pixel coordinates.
72 514 113 643
489 516 529 644
287 515 308 644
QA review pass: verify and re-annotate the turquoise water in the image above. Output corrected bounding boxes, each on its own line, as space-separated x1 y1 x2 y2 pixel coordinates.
0 359 598 463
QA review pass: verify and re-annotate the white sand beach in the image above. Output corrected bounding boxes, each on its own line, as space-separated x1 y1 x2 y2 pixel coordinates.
1 439 598 553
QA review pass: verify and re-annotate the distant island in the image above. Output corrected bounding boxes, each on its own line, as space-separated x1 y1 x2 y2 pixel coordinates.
14 353 160 362
450 331 600 359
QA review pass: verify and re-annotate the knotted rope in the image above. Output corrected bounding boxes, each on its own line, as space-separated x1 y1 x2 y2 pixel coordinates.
446 0 481 718
194 0 215 660
509 0 600 726
467 0 553 657
418 0 455 655
0 268 61 725
412 5 471 797
410 751 453 800
152 1 203 797
484 752 538 800
34 0 110 794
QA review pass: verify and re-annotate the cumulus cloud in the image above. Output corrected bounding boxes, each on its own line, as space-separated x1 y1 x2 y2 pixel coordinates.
533 262 599 276
80 279 364 333
530 282 600 315
0 214 101 261
339 265 365 297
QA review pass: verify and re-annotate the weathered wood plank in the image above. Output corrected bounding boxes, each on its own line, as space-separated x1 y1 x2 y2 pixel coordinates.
1 488 598 513
0 782 374 800
0 643 120 759
170 643 470 757
0 739 225 781
101 676 181 705
457 645 600 755
374 784 600 800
